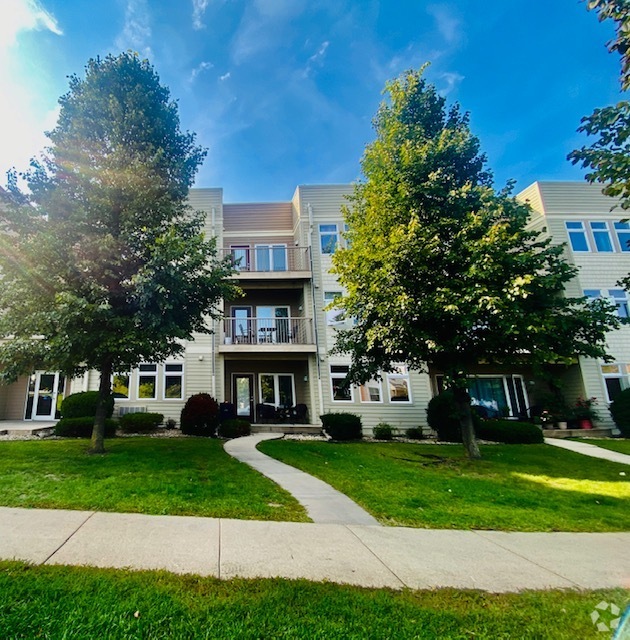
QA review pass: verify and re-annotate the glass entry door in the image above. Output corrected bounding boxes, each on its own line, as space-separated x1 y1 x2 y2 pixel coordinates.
233 374 254 421
24 371 65 420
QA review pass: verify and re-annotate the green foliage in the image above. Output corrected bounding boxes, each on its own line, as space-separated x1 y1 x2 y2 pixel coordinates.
0 52 238 451
55 418 117 438
320 413 363 441
427 391 464 442
118 412 164 433
372 422 394 440
476 419 544 444
218 419 252 438
405 426 425 440
180 393 220 437
60 391 114 419
331 68 618 458
609 388 630 436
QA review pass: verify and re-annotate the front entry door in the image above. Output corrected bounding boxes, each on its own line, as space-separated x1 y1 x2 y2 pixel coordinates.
233 374 254 422
25 371 65 420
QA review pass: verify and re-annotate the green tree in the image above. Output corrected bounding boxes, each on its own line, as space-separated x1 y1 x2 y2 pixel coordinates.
0 53 238 453
332 69 618 459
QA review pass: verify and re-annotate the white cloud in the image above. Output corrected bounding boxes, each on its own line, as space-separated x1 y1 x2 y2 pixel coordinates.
303 40 329 78
114 0 152 59
436 71 464 95
192 0 209 30
219 71 231 81
0 0 61 49
189 60 214 83
427 4 461 46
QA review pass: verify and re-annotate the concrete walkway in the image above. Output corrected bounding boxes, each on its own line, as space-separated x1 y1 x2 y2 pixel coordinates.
1 506 628 592
545 437 630 465
224 434 380 526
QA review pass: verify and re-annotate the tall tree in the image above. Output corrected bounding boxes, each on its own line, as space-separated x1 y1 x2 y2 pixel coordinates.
0 53 238 453
333 69 618 459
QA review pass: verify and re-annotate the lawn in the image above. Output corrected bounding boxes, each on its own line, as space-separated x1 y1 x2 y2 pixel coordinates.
0 561 626 639
258 440 630 532
580 438 630 456
0 437 307 522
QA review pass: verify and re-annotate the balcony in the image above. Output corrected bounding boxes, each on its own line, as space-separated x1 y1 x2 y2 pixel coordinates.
220 316 316 353
222 246 312 280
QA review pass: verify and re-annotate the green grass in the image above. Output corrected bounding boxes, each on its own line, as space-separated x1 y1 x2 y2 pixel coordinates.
258 440 630 531
0 438 307 522
580 438 630 456
0 561 626 639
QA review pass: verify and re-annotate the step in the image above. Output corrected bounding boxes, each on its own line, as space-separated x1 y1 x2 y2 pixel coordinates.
543 427 613 439
250 424 323 436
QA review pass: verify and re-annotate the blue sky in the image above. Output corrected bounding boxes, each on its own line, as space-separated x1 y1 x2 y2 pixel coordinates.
0 0 623 202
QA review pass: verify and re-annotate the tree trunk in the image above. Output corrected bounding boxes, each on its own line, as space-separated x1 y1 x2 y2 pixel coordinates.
89 358 113 454
452 383 482 460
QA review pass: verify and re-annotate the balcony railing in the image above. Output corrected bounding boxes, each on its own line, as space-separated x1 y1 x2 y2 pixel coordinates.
221 246 311 273
223 316 314 345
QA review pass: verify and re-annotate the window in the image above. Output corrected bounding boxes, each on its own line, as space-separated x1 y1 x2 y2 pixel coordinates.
601 363 630 401
164 363 184 399
609 289 630 319
112 374 130 399
320 224 339 254
387 364 411 402
138 363 157 399
565 221 590 252
590 221 613 252
330 365 353 402
615 222 630 252
230 246 250 271
255 244 287 271
359 379 382 403
324 291 345 325
584 289 601 301
259 373 295 407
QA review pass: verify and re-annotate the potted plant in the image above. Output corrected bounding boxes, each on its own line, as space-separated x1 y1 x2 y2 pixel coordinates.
571 396 599 429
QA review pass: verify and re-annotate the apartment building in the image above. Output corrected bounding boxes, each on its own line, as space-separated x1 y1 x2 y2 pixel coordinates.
1 181 627 432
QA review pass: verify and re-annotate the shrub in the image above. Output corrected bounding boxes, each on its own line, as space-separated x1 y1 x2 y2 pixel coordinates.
164 418 177 430
609 388 630 437
119 412 164 433
180 393 220 437
427 391 463 442
320 413 362 441
219 419 251 438
476 419 544 444
373 422 394 440
406 426 424 440
60 391 114 419
54 417 117 438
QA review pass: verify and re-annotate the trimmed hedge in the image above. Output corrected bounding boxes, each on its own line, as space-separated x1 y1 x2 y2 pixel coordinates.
609 388 630 437
321 413 362 441
119 412 164 433
373 422 393 440
427 391 464 442
60 391 114 419
476 419 544 444
54 417 118 438
406 426 425 440
180 393 220 437
218 419 251 438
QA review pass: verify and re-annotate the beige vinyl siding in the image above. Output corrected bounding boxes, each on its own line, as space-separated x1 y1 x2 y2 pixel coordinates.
188 188 223 239
0 384 7 419
2 377 28 420
534 182 623 215
224 203 293 233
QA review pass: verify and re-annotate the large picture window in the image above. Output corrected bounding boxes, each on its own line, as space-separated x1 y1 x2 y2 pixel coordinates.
112 373 130 399
255 244 287 271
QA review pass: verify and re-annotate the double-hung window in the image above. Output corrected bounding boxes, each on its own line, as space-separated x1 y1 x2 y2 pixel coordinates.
387 365 411 402
164 363 184 399
609 289 630 319
565 221 590 252
330 365 353 402
590 222 614 252
615 222 630 252
138 364 157 399
320 224 339 254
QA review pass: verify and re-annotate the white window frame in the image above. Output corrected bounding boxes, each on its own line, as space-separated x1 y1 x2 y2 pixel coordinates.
324 291 346 326
609 289 630 319
386 364 412 404
590 221 614 252
601 363 630 402
137 363 158 400
319 224 339 254
254 244 287 271
330 365 354 402
163 362 184 400
359 379 383 403
565 221 591 252
112 372 131 401
258 373 295 408
614 221 630 252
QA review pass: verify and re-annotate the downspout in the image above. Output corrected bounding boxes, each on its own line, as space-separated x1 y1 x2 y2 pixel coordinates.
211 206 217 399
308 202 325 417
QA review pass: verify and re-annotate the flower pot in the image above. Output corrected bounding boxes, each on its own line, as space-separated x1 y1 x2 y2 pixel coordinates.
557 421 568 430
579 419 593 429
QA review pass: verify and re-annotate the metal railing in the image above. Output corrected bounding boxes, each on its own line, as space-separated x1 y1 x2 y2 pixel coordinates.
221 246 311 273
223 316 314 345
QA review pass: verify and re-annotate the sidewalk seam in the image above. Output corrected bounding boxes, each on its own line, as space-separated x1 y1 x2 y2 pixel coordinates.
471 531 584 588
41 511 96 566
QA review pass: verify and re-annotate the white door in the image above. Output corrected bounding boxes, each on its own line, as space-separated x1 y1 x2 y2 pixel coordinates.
25 372 64 420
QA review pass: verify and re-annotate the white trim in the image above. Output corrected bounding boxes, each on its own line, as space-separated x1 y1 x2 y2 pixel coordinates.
137 363 158 400
163 362 184 401
386 364 412 404
330 364 354 403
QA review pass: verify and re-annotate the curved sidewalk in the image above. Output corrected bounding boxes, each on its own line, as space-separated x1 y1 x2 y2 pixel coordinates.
224 434 380 526
545 438 630 465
